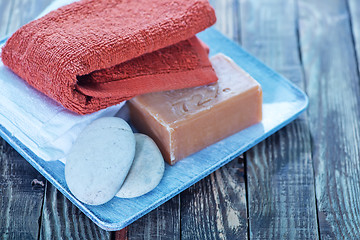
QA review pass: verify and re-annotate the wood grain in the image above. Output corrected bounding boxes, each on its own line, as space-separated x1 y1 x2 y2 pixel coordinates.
39 183 111 240
348 0 360 71
209 0 241 43
181 158 248 240
240 0 319 238
128 197 180 240
298 0 360 238
0 139 46 239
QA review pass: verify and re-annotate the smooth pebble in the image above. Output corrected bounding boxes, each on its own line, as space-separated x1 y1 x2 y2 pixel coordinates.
116 133 165 198
65 117 135 205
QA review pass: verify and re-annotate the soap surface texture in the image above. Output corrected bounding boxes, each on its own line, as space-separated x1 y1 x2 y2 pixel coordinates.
116 133 165 198
129 54 262 164
65 117 135 205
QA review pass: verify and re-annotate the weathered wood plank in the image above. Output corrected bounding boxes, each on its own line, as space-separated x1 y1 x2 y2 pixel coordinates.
0 139 46 239
348 0 360 71
209 0 241 42
246 124 318 239
181 158 248 240
39 183 111 240
127 197 180 240
240 0 318 238
298 0 360 238
180 1 248 239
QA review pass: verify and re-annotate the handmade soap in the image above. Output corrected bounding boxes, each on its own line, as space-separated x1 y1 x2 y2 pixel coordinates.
128 54 262 165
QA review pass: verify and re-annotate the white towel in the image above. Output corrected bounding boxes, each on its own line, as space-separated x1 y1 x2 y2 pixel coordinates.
0 0 124 162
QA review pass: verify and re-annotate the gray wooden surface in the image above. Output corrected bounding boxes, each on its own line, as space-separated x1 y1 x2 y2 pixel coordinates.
240 0 318 238
1 0 360 239
298 0 360 238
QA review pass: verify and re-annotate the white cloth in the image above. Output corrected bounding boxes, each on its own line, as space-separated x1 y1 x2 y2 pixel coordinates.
0 0 124 162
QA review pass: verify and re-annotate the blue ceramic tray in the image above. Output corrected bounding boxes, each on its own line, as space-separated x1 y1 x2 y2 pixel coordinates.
0 28 308 231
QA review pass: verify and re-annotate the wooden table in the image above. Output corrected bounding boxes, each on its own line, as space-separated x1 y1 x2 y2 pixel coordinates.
1 0 360 239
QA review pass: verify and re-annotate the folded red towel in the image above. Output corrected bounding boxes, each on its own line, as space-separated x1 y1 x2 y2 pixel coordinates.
76 37 215 99
1 0 217 114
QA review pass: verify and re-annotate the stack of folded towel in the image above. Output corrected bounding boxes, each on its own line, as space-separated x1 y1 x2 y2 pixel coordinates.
1 0 217 114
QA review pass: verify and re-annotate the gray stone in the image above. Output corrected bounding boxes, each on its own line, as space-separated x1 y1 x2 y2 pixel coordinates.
65 117 135 205
116 133 165 198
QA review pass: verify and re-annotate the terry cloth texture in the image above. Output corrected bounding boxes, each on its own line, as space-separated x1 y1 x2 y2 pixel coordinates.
1 0 217 115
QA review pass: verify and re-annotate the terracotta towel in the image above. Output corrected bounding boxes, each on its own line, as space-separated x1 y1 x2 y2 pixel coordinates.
1 0 217 114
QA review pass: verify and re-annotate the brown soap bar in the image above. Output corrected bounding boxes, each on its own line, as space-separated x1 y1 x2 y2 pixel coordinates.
129 54 262 165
